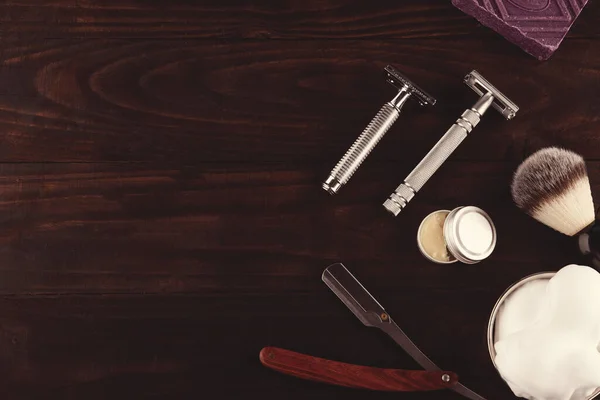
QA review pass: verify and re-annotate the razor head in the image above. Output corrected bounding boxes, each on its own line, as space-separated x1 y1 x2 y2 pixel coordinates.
464 70 519 120
384 65 436 107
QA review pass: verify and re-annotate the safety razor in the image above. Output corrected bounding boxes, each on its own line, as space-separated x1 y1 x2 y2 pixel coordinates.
383 70 519 216
322 65 436 195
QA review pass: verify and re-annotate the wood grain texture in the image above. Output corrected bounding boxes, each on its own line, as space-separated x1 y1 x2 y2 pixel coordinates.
0 160 598 400
0 0 517 40
0 36 599 163
0 0 597 40
0 0 598 399
0 161 593 295
259 347 458 391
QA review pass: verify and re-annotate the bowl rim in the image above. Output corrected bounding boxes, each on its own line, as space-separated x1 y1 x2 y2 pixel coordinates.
487 271 600 400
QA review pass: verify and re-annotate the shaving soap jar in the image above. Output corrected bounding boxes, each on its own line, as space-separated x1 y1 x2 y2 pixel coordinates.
487 271 600 400
417 206 497 264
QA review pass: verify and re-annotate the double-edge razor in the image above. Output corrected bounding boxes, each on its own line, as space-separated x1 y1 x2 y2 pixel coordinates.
383 70 519 216
323 65 436 195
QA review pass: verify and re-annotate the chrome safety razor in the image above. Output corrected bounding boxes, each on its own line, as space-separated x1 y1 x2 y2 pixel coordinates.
322 65 436 195
383 70 519 216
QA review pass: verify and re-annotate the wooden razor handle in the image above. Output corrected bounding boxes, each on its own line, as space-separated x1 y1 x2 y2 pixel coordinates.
259 347 458 391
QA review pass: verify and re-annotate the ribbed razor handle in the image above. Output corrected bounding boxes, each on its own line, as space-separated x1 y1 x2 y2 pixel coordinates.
323 103 399 194
384 107 481 216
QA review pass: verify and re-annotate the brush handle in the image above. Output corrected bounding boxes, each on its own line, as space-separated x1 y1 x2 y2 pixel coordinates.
578 220 600 269
259 347 458 391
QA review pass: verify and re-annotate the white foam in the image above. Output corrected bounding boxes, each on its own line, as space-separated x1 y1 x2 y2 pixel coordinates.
494 265 600 400
495 278 548 343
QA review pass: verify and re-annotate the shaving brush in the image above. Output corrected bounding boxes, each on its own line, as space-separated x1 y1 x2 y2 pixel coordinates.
511 147 600 263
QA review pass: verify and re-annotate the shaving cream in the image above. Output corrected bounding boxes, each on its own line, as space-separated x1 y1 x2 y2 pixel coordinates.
492 265 600 400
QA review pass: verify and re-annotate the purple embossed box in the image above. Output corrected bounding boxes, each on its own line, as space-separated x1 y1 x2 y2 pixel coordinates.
452 0 589 60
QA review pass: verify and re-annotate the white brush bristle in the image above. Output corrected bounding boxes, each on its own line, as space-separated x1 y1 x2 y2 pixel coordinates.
511 147 595 236
532 177 595 236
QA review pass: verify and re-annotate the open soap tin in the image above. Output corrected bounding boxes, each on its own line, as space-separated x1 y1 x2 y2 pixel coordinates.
487 272 600 400
417 206 497 264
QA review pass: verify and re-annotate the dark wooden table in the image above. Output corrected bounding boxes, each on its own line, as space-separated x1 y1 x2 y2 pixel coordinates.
0 1 599 398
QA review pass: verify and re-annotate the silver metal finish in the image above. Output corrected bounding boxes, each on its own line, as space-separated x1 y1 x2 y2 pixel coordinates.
323 263 488 400
322 65 436 195
487 272 600 400
442 374 451 383
443 206 497 264
465 70 519 120
383 183 415 216
487 272 554 360
384 65 436 106
384 71 518 216
323 102 401 195
579 232 592 255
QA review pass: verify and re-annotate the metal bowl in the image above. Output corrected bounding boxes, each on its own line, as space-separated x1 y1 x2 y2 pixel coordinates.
487 272 600 400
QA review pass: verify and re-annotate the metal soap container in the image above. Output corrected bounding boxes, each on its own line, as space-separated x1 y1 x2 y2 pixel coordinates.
487 272 600 400
417 206 497 265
